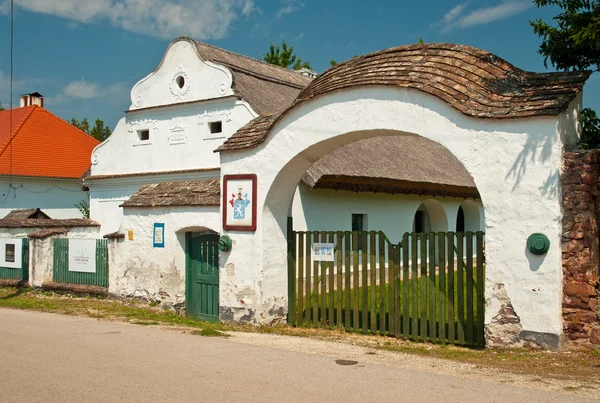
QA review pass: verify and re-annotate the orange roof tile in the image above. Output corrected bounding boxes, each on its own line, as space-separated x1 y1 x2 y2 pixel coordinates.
0 105 100 179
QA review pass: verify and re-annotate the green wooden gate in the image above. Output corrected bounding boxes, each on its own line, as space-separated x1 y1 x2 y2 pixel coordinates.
52 238 109 287
287 224 486 347
0 238 29 282
185 232 220 322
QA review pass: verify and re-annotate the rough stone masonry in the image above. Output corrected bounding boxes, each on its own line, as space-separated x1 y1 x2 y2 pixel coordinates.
562 150 600 348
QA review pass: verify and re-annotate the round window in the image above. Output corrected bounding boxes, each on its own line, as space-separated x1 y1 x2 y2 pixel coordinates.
176 75 185 89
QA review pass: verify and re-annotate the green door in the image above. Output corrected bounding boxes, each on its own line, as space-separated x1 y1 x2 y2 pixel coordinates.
185 232 220 322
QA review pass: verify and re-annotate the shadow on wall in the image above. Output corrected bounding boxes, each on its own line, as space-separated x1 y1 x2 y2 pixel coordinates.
505 96 580 193
526 247 547 272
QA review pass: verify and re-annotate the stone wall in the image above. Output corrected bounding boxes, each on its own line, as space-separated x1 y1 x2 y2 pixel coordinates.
562 151 600 348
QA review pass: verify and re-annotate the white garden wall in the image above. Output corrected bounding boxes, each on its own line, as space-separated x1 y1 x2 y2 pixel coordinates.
108 206 220 305
220 86 580 344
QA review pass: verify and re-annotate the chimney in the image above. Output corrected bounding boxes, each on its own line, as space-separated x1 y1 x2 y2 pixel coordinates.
20 92 44 108
296 68 317 79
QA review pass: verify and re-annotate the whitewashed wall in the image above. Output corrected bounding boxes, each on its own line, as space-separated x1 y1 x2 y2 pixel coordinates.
108 206 220 305
88 38 257 234
89 170 220 234
291 183 484 242
0 178 88 219
220 86 581 344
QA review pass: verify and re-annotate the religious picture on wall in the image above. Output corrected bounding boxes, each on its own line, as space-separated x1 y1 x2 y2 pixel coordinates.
223 174 257 231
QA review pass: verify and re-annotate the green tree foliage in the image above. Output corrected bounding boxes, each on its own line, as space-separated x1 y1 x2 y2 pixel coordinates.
0 103 5 111
74 194 90 219
71 117 112 141
531 0 599 71
531 0 600 149
263 40 312 70
329 59 338 67
578 108 600 149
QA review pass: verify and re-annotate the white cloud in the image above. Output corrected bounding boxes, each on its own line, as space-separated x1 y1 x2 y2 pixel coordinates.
63 79 99 99
442 2 470 25
276 0 304 19
0 0 255 40
49 79 131 105
435 1 533 33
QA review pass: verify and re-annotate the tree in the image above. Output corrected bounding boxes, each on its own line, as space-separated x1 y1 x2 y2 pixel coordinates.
263 40 312 70
531 0 600 149
0 103 4 111
71 117 111 141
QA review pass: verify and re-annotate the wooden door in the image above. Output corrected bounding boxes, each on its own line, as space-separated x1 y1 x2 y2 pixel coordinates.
186 232 220 322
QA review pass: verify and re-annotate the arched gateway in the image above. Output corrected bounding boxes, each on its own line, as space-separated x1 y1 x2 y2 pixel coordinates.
217 44 589 348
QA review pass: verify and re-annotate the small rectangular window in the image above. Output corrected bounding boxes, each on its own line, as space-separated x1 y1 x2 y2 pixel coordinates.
209 121 222 134
5 243 15 263
352 214 367 250
138 129 150 141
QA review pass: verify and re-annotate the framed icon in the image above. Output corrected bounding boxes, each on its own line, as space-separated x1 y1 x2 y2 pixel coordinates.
223 174 257 231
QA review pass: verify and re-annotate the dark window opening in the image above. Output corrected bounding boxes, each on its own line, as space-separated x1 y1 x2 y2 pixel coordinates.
5 244 15 263
352 213 366 250
139 130 150 141
176 75 185 89
456 206 465 232
414 210 424 233
210 121 222 134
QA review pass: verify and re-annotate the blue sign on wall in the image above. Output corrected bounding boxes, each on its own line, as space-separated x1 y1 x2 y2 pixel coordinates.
153 223 165 248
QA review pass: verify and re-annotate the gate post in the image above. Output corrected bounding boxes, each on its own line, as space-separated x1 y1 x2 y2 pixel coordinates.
287 217 296 325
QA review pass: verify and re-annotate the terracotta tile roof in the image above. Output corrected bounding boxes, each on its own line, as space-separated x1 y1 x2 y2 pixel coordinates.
193 39 313 115
302 136 480 198
217 43 590 153
120 179 220 208
0 105 100 179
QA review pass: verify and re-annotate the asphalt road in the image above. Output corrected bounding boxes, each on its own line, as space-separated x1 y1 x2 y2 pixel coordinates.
0 308 596 403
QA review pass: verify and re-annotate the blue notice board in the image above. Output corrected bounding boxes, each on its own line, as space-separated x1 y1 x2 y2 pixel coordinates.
153 223 165 248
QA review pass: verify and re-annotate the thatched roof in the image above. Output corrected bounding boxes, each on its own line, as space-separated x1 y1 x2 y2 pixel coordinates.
121 179 220 208
302 136 479 198
193 40 313 116
3 208 50 220
217 43 590 153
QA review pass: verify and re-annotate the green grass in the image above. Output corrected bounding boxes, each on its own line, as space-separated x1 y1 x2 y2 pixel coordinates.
293 269 484 345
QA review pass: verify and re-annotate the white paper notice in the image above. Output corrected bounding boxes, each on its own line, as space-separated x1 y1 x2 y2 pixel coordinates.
68 239 97 273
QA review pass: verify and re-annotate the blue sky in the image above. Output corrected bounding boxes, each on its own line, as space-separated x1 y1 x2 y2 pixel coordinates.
0 0 598 131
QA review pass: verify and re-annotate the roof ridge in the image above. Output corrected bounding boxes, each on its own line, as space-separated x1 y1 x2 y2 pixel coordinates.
195 40 311 86
0 105 38 158
217 61 308 89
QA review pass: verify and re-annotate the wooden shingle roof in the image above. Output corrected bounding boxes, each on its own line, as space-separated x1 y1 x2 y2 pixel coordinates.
120 179 220 208
217 43 590 153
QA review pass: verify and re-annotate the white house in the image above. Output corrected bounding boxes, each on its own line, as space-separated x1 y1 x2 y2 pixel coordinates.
0 94 99 219
87 38 589 349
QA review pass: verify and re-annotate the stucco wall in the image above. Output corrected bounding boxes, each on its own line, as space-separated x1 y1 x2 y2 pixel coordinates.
0 178 88 219
88 37 257 235
220 86 580 345
108 206 220 306
291 183 484 242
